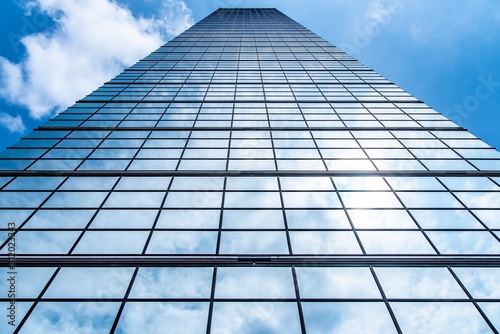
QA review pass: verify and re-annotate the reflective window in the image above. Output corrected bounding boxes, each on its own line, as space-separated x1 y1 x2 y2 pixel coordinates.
215 267 295 298
226 176 278 190
223 209 283 229
0 192 50 208
411 210 483 229
157 209 220 228
302 302 397 334
286 209 350 229
391 302 491 334
25 209 94 228
147 231 217 254
3 8 500 334
5 177 65 190
334 176 389 190
116 302 209 333
283 192 341 208
211 302 301 334
385 177 444 190
44 192 108 208
60 176 118 190
290 231 361 254
297 267 380 298
165 192 222 208
219 231 289 254
454 192 500 208
397 192 462 208
340 192 402 208
427 231 500 254
0 267 55 298
44 267 134 298
171 177 224 190
115 177 171 190
104 192 164 208
453 268 500 299
73 231 149 254
376 267 466 298
7 231 79 254
225 191 281 208
130 267 213 298
349 209 416 229
358 231 435 254
21 302 120 333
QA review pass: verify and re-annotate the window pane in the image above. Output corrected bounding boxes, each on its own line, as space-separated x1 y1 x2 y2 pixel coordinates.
219 231 289 254
129 268 213 298
215 267 295 298
44 267 134 298
211 302 301 334
286 209 350 229
116 302 209 334
296 267 380 298
225 192 281 208
21 302 120 334
375 267 466 298
223 210 283 229
391 302 491 334
146 231 217 254
157 209 220 228
358 231 435 254
290 231 361 254
302 302 397 334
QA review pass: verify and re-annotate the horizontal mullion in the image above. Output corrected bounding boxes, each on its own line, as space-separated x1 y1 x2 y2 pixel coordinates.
106 81 388 85
1 170 498 177
76 99 414 104
123 68 374 72
2 255 500 267
36 126 463 132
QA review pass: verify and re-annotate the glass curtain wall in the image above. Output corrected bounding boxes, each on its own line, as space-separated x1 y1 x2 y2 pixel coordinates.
0 8 499 333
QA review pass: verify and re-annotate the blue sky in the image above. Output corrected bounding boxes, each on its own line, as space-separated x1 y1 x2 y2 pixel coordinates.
0 0 499 152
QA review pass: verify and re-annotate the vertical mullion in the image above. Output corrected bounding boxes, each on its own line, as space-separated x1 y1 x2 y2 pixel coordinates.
110 266 140 333
369 266 403 334
291 266 307 334
447 266 499 334
67 175 122 255
140 176 174 254
206 266 218 334
14 267 62 334
330 176 367 255
215 177 227 255
381 176 441 255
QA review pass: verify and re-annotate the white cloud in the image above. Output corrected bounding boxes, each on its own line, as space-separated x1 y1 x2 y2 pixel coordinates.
159 0 195 37
0 0 193 120
0 112 26 133
391 302 492 333
366 0 400 24
337 0 402 55
117 302 209 334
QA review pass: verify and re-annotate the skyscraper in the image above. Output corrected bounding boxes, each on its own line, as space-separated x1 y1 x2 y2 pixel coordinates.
1 7 499 333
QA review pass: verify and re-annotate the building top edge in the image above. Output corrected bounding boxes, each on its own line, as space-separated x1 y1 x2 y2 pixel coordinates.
216 8 278 10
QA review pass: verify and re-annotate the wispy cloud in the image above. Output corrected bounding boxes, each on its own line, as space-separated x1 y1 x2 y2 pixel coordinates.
160 0 195 38
366 0 400 22
402 2 500 50
0 0 193 123
337 0 402 55
0 112 25 133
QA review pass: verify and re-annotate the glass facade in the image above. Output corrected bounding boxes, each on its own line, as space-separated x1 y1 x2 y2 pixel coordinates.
1 7 499 333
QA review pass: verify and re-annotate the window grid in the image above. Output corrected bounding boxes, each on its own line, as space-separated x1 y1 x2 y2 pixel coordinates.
0 8 499 333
